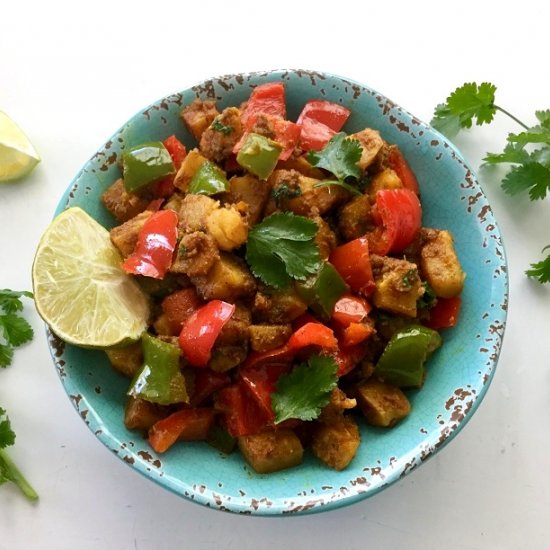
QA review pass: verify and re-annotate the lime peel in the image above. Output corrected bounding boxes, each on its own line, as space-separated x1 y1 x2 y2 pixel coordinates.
32 207 150 348
0 111 41 182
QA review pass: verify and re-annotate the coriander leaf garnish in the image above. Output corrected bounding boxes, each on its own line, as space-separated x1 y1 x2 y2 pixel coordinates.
526 247 550 283
0 290 34 368
272 355 338 424
308 133 362 181
271 182 302 207
246 212 321 289
211 119 233 135
432 82 550 282
0 408 38 501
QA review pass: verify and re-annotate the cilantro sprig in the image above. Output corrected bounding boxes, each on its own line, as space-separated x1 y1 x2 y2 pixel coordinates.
307 133 363 196
0 290 34 367
272 355 338 424
0 408 38 501
245 212 321 289
432 83 550 283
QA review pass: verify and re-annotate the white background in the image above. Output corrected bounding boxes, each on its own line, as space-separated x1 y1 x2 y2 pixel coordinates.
1 1 549 548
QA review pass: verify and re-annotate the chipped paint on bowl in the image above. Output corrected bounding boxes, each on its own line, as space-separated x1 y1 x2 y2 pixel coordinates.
46 69 508 515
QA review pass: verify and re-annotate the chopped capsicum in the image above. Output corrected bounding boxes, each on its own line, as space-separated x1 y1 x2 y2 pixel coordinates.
178 300 235 367
188 160 229 195
127 333 189 405
329 237 376 296
122 209 178 279
387 147 420 195
240 82 286 127
295 261 348 319
236 133 282 180
374 325 442 388
122 141 175 193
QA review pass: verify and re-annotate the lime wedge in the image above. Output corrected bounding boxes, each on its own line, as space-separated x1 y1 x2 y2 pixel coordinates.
0 111 41 182
32 207 150 348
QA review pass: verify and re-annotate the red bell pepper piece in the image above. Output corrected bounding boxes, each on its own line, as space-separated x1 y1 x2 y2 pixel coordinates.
152 135 187 198
122 209 178 279
367 188 422 255
339 322 374 347
239 363 289 422
424 296 462 330
331 344 369 377
331 294 372 327
148 408 216 453
296 99 351 152
388 147 420 195
329 237 376 296
270 118 301 161
190 369 231 406
242 322 338 369
179 300 236 367
215 382 270 437
241 82 286 127
162 288 203 335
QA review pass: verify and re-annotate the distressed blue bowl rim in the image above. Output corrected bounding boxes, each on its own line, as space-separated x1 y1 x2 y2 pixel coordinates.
46 68 508 516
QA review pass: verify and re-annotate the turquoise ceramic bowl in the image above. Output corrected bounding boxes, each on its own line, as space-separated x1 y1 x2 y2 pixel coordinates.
47 70 508 515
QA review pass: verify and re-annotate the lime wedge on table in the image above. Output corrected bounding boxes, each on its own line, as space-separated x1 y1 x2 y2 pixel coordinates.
32 207 150 348
0 111 40 182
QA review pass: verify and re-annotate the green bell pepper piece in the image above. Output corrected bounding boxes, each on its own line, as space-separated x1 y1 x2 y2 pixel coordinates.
188 160 229 195
122 141 175 193
207 424 236 454
374 325 442 388
296 261 349 319
236 133 282 180
127 333 189 405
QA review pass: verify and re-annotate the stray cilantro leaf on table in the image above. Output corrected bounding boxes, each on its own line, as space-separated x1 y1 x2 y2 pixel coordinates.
307 133 363 195
272 355 338 424
432 82 550 283
245 212 321 289
0 290 34 367
0 408 38 501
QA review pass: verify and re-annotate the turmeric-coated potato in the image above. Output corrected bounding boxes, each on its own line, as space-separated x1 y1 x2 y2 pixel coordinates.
356 379 411 427
311 416 360 471
238 429 304 474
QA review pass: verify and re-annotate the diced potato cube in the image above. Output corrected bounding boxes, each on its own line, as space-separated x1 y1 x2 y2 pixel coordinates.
101 178 149 222
311 416 360 471
238 429 304 474
180 99 219 141
199 107 243 163
349 128 384 171
371 255 423 317
190 252 256 301
208 345 248 372
252 290 308 323
248 324 292 352
170 231 219 277
177 194 219 233
225 174 271 226
420 229 466 298
109 211 152 257
124 397 165 431
173 148 208 192
356 379 411 427
367 168 403 200
105 341 143 378
337 194 375 241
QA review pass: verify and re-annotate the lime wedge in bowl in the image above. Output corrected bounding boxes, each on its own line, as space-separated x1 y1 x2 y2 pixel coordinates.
0 111 40 182
32 207 149 348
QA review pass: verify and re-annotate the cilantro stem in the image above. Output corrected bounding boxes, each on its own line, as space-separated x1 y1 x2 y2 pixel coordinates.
494 105 529 130
0 448 38 501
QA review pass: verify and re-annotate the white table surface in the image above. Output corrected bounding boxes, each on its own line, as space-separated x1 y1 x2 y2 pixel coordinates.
2 1 549 548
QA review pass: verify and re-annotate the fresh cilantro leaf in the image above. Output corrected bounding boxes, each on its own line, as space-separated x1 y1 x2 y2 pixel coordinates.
0 290 33 315
246 212 321 289
272 355 338 424
0 314 34 347
0 344 14 368
211 119 233 135
483 143 531 165
0 409 15 449
307 133 362 181
431 82 497 136
418 282 437 310
508 129 550 146
402 268 418 289
271 182 302 207
501 162 550 200
526 247 550 283
0 290 34 367
535 110 550 127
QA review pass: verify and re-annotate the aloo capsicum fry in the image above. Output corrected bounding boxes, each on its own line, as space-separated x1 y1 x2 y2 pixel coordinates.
100 82 466 474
